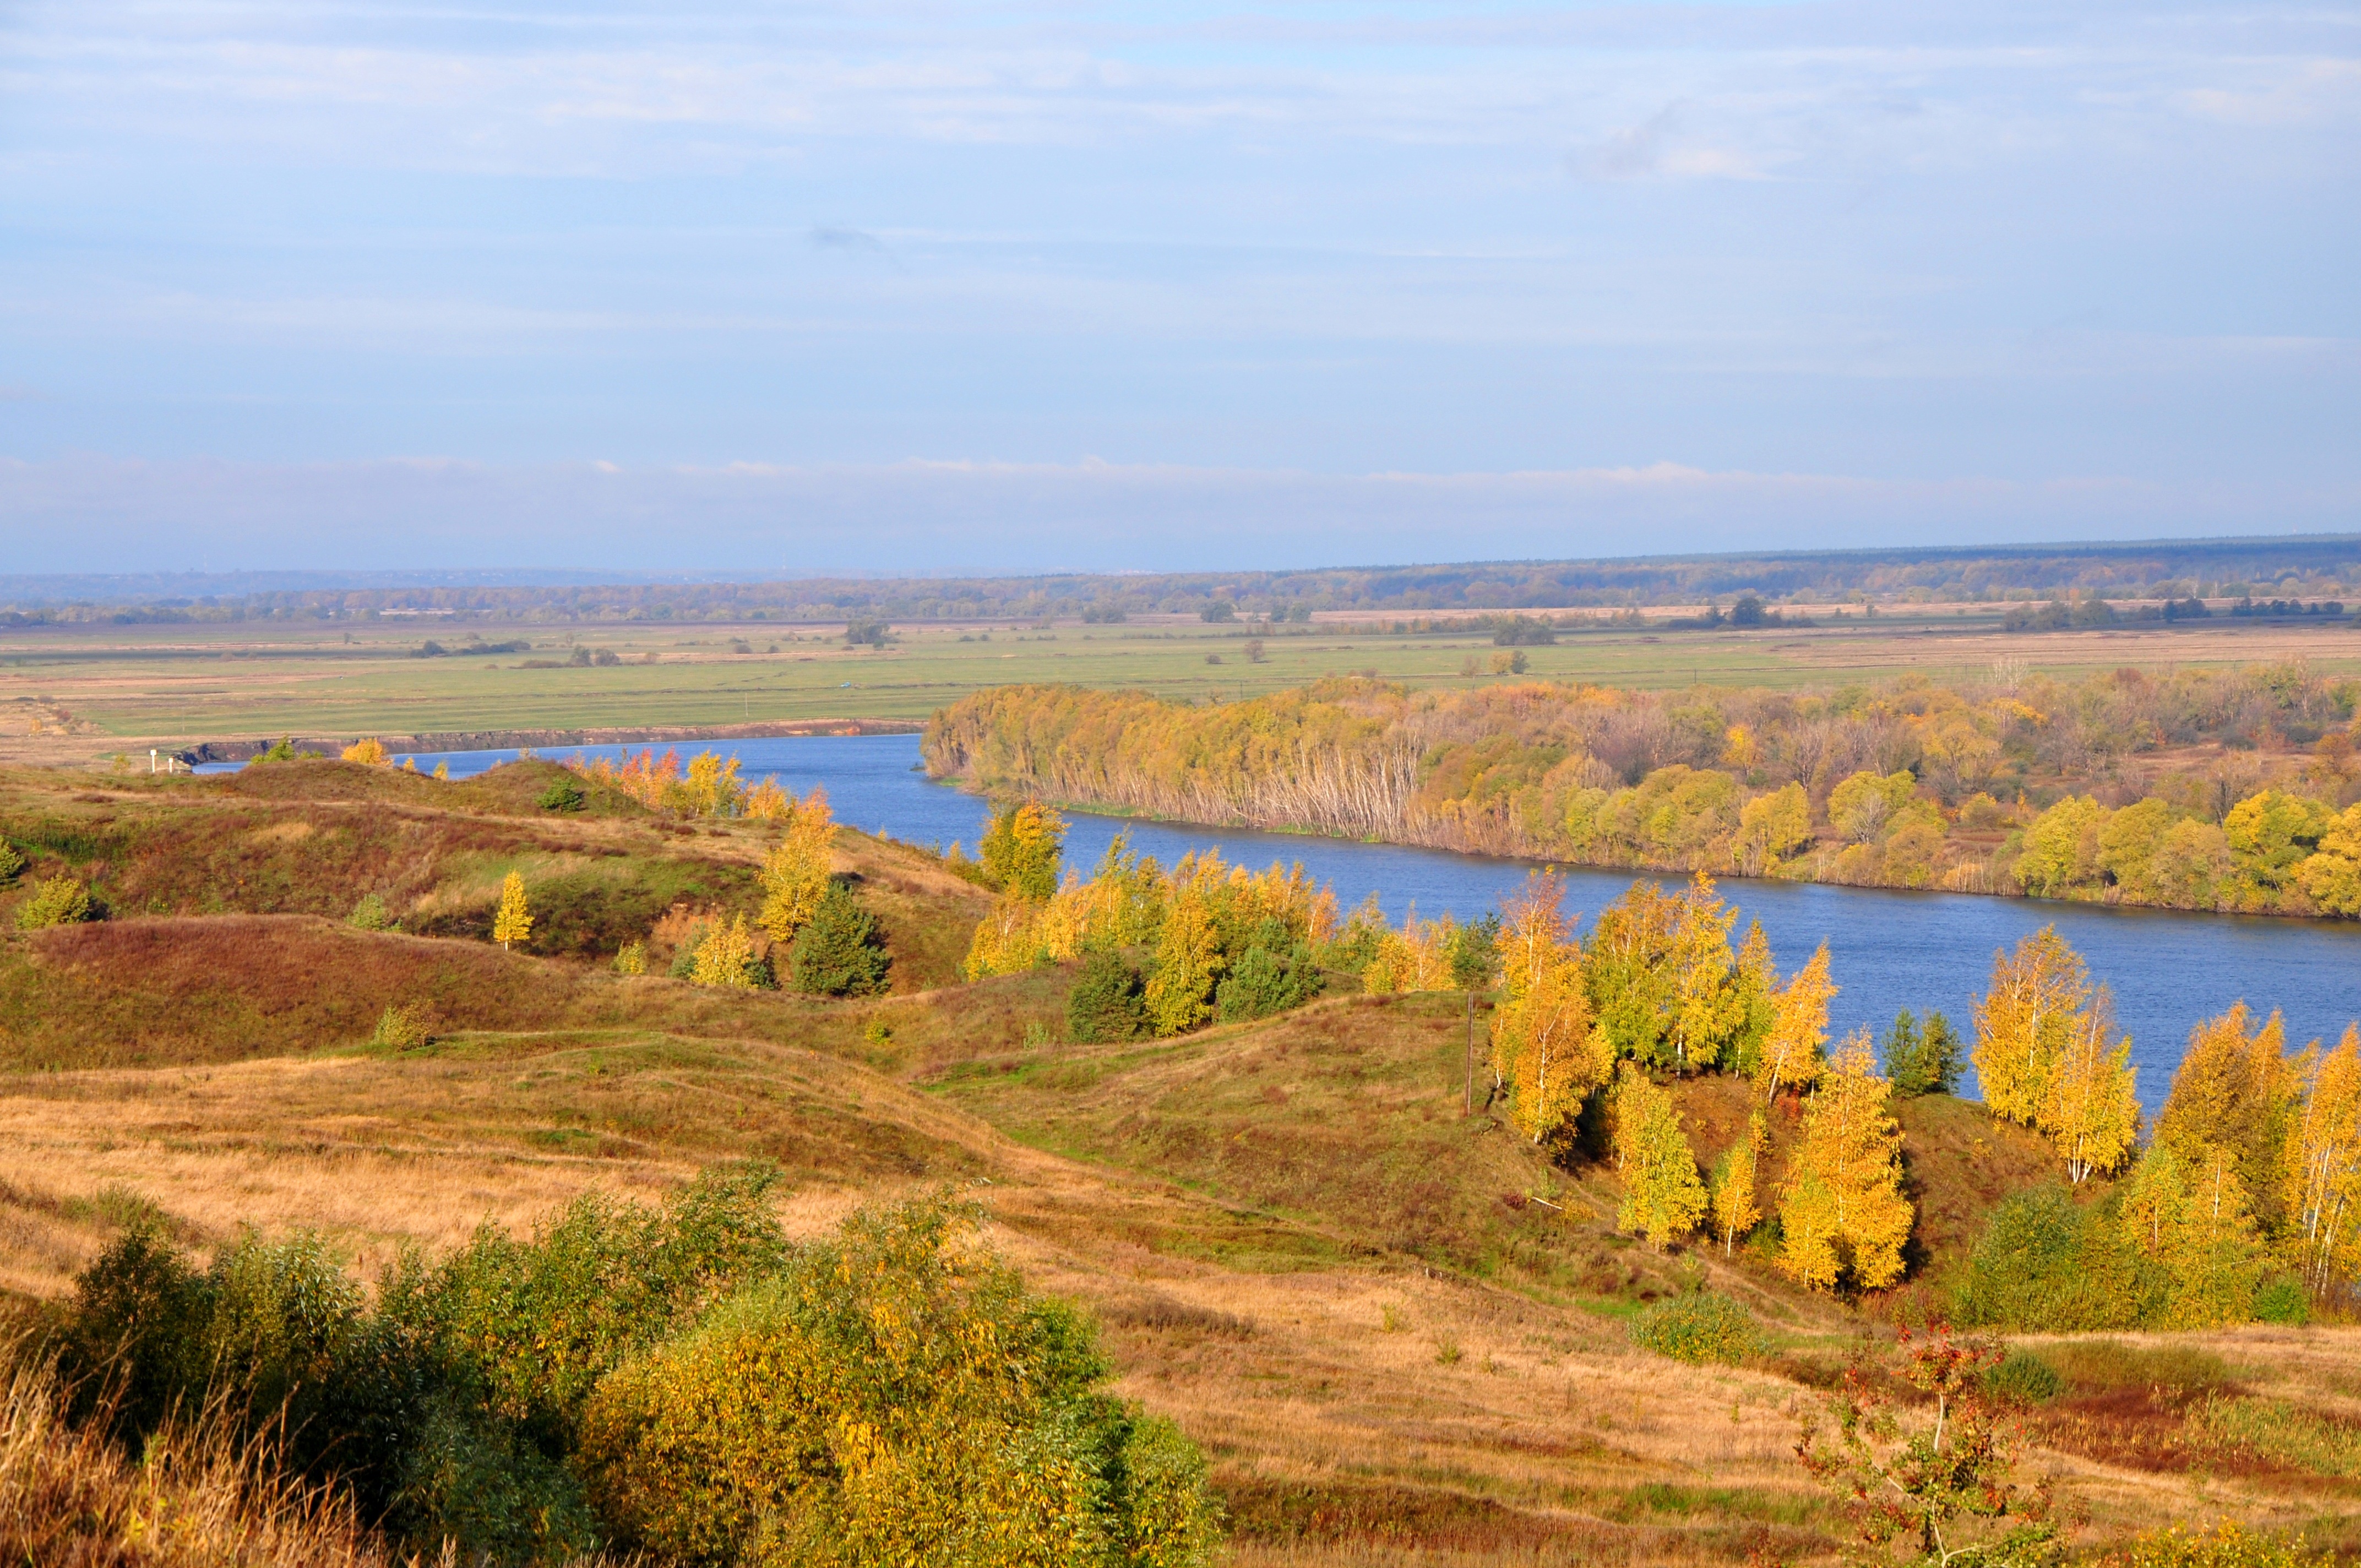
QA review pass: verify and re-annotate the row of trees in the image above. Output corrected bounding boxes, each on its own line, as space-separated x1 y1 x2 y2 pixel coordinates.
924 668 2361 917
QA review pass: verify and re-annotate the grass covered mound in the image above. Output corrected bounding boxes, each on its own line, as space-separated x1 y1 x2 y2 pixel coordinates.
52 1167 1219 1567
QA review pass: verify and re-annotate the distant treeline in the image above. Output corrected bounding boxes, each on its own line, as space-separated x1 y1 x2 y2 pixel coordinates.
3 535 2357 625
923 667 2361 919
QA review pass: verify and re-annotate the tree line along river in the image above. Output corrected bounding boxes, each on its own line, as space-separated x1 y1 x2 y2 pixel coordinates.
218 734 2361 1119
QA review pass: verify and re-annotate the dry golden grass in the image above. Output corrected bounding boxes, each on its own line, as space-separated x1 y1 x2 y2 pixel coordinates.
0 1348 398 1567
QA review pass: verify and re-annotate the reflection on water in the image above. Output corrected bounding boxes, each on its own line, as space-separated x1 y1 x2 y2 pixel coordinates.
220 734 2361 1115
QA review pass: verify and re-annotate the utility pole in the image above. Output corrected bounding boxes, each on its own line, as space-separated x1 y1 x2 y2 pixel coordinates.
1464 989 1475 1114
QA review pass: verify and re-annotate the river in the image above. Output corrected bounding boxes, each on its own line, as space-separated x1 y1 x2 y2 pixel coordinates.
220 734 2361 1114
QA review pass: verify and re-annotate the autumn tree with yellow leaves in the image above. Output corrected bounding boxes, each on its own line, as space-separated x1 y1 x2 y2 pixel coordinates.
1613 1067 1709 1248
1777 1033 1913 1292
1710 1110 1767 1255
492 870 532 951
1489 875 1609 1144
1973 926 2140 1181
1753 943 1834 1104
2289 1025 2361 1297
757 786 836 945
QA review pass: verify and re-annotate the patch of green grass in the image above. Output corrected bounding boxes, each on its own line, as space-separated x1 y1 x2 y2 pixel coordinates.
2199 1397 2361 1478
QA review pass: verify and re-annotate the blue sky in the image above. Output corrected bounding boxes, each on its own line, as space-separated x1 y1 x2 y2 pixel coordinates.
1 0 2355 573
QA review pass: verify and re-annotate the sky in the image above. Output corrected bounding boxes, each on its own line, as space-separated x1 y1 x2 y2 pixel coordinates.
1 0 2355 574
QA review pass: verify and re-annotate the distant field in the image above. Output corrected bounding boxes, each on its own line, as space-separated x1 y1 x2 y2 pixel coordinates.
5 607 2360 756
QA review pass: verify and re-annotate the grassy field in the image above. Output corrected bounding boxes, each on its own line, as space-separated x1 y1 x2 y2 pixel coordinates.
8 756 2361 1562
7 608 2360 761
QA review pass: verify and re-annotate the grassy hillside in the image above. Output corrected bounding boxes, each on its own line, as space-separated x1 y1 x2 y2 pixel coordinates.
6 756 2361 1564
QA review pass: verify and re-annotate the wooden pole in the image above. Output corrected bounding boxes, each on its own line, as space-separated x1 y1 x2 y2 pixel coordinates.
1465 990 1475 1114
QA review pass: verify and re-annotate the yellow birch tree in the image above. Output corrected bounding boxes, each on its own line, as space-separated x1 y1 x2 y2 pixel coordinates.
2039 997 2140 1183
758 787 837 944
1971 927 2091 1125
1754 943 1834 1104
691 913 757 988
492 871 532 951
1144 890 1222 1036
1613 1068 1709 1247
2289 1026 2361 1297
1710 1109 1767 1255
1777 1033 1912 1292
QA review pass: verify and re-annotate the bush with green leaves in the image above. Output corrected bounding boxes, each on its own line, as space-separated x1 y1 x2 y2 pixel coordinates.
57 1170 1221 1567
1627 1291 1765 1365
0 839 22 882
787 881 891 997
2253 1274 2309 1325
1952 1183 2160 1331
347 892 395 932
1069 948 1149 1043
14 873 94 931
1213 919 1323 1023
1982 1348 2063 1404
368 1004 433 1050
537 778 586 813
578 1198 1221 1568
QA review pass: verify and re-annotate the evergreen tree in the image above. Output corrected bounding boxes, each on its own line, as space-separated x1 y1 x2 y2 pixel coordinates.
1214 919 1320 1022
1918 1011 1965 1095
1777 1033 1913 1292
787 883 891 997
1613 1069 1708 1248
492 871 532 951
1881 1011 1927 1094
1067 949 1149 1043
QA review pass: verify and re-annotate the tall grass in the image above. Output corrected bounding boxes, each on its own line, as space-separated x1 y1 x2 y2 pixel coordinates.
0 1347 398 1567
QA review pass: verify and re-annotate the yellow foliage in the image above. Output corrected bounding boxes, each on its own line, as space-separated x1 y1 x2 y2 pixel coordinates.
491 870 532 950
1711 1110 1766 1255
1491 882 1605 1144
1613 1068 1708 1246
758 787 837 943
692 912 759 989
1754 943 1833 1103
1777 1033 1912 1292
340 737 390 766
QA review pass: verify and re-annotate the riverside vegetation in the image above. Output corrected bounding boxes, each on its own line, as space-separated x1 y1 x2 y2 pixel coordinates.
924 666 2361 918
7 742 2361 1564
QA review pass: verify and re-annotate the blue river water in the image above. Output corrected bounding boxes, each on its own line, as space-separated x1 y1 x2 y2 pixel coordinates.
217 734 2361 1114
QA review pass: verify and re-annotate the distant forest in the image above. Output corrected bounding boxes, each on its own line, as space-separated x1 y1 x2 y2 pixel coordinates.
3 535 2358 627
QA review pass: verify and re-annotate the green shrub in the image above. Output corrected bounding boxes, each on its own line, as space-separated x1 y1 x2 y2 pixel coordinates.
2253 1274 2309 1325
1982 1348 2063 1404
1069 948 1149 1043
1628 1292 1765 1366
418 1163 792 1437
787 881 891 997
14 873 94 930
537 778 586 813
613 940 648 976
1952 1184 2157 1331
577 1197 1221 1568
367 1004 433 1051
0 839 22 881
1213 919 1322 1023
347 892 395 932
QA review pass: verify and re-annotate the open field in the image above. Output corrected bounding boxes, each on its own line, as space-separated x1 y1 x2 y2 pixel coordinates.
6 608 2361 765
9 756 2361 1562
